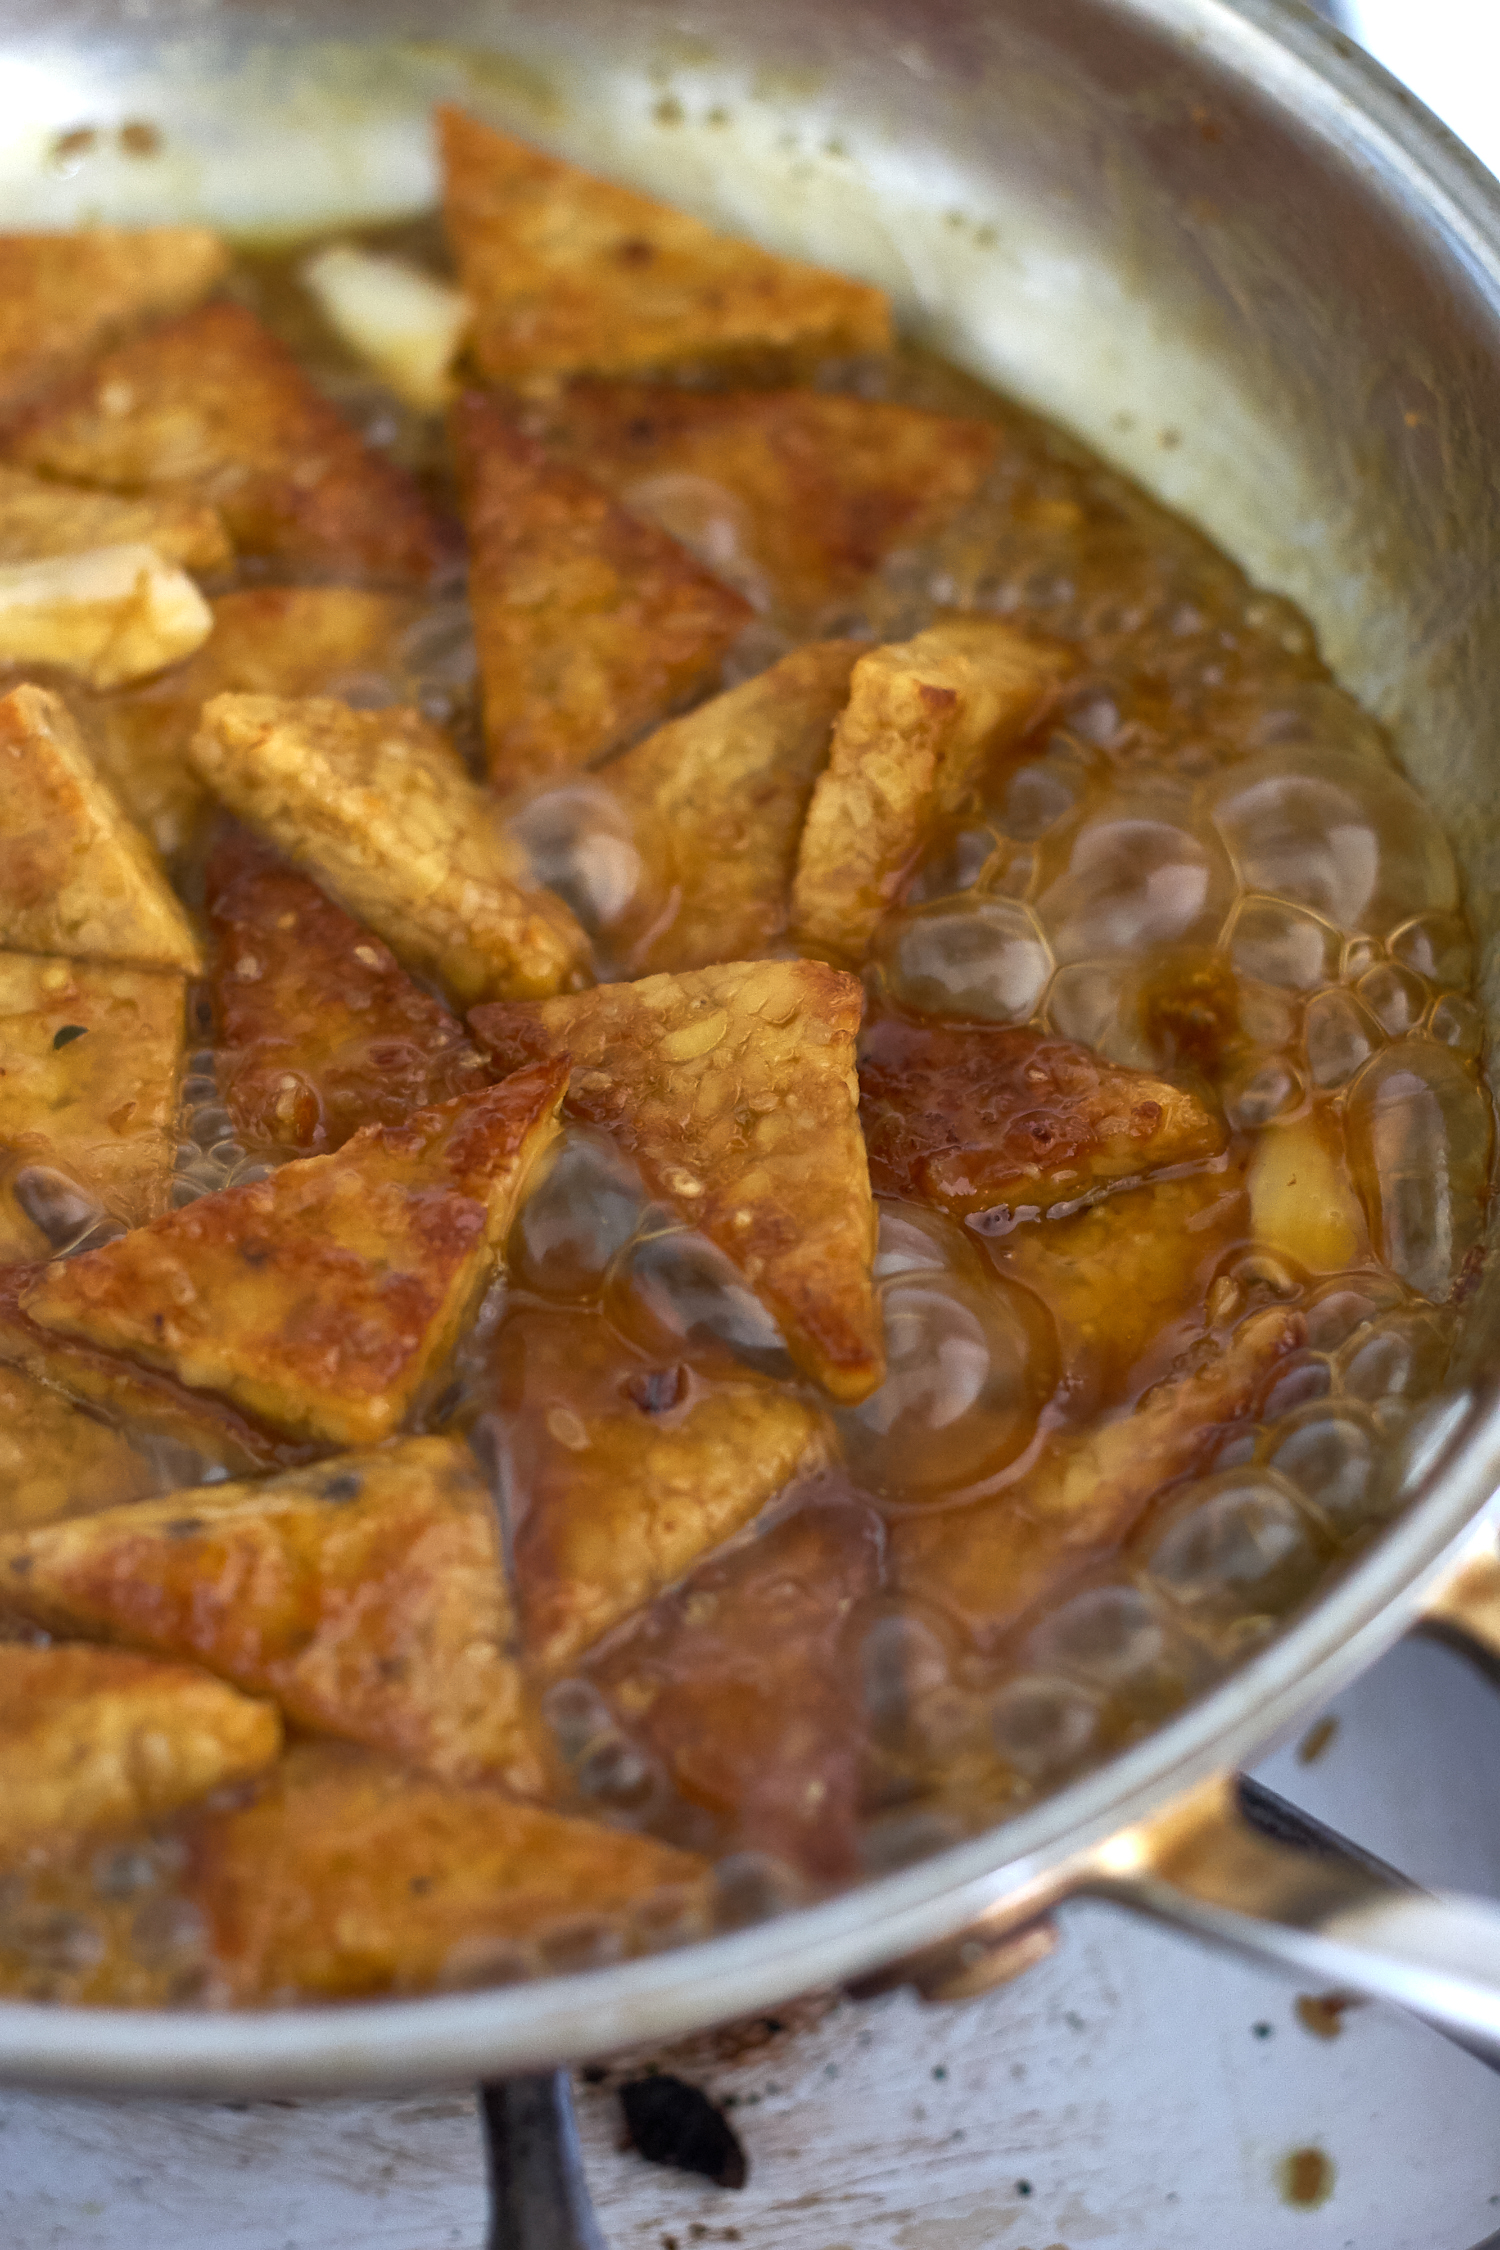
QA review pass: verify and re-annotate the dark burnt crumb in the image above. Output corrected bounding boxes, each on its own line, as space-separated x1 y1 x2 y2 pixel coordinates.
51 1024 88 1050
1015 2178 1033 2197
1252 2021 1275 2040
620 2074 749 2189
320 1472 363 1503
581 2063 608 2084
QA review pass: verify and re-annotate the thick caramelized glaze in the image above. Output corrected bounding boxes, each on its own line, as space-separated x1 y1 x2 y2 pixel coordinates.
0 191 1488 2011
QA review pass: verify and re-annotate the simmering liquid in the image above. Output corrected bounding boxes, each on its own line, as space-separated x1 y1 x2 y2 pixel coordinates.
0 210 1488 2008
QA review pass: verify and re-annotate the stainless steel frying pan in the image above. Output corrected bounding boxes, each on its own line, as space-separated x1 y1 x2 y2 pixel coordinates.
2 0 1500 2098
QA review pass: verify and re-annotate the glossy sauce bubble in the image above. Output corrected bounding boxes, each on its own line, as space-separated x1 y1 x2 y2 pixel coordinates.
873 896 1052 1024
605 1223 794 1379
1227 897 1340 991
993 749 1088 841
508 1129 647 1302
1265 1402 1388 1533
1301 1271 1408 1353
1345 1041 1493 1301
1356 962 1428 1037
1336 1308 1452 1415
1303 987 1382 1090
1135 1470 1326 1647
1021 1579 1207 1717
506 781 644 935
1207 748 1459 936
1034 790 1235 964
1427 992 1484 1059
1222 1053 1305 1131
838 1272 1058 1501
1390 912 1473 989
904 825 1005 903
988 1672 1101 1782
872 1200 987 1287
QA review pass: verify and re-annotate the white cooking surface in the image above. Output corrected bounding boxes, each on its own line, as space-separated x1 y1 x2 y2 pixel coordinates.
1 1632 1497 2250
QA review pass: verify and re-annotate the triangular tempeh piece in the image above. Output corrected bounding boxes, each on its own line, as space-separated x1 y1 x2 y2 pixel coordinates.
0 1264 313 1478
792 619 1072 957
0 1643 280 1852
606 639 862 974
439 105 890 385
190 693 592 1005
0 1435 552 1794
452 390 751 789
181 1742 709 2002
530 381 1000 621
8 301 450 582
471 958 884 1400
858 1018 1226 1220
0 949 185 1257
0 464 229 571
206 828 490 1155
95 586 426 863
0 683 199 971
18 1062 568 1447
0 226 228 416
0 1362 158 1535
486 1305 832 1672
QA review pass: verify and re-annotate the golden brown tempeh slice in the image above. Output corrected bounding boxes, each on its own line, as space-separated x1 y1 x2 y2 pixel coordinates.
19 1064 568 1448
0 1264 314 1477
472 958 884 1401
0 1436 552 1794
0 950 184 1258
206 828 489 1156
489 1306 832 1672
94 585 426 863
191 694 592 1005
792 621 1071 957
607 640 863 974
181 1743 711 2002
533 380 1000 622
0 1363 158 1535
7 301 451 581
0 1643 280 1855
0 226 228 417
0 464 230 572
0 684 199 971
453 390 751 789
891 1305 1303 1649
990 1165 1249 1419
439 105 890 385
859 1019 1226 1221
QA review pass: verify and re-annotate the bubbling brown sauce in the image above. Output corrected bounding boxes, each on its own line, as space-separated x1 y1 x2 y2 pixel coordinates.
0 213 1490 2008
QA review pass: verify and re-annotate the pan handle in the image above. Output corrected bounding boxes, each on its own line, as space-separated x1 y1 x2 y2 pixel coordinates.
1084 1526 1500 2057
1084 1769 1500 2055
